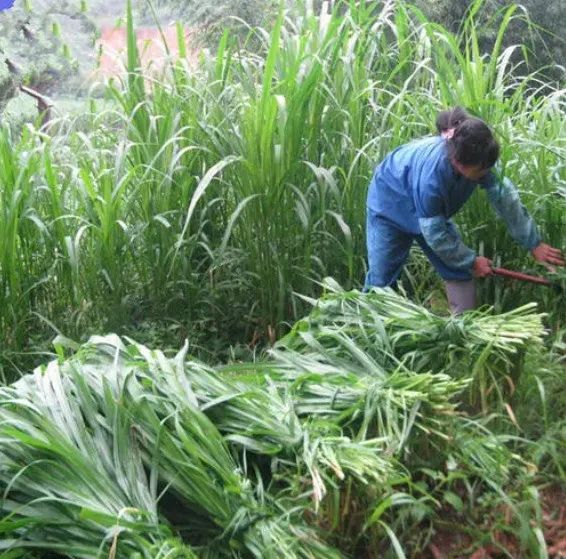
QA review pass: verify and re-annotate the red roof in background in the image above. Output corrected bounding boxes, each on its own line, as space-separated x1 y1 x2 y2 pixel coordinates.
92 25 198 83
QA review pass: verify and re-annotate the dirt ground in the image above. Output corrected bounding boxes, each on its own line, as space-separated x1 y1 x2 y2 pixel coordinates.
423 485 566 558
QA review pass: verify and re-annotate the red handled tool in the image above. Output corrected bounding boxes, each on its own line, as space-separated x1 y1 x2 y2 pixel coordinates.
492 267 551 286
491 267 561 292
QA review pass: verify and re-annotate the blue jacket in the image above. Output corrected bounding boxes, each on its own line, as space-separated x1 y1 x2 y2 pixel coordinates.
367 136 540 273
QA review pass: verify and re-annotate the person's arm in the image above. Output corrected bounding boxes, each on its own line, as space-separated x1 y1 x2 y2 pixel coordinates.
418 216 475 271
483 175 540 249
414 173 490 276
483 174 565 271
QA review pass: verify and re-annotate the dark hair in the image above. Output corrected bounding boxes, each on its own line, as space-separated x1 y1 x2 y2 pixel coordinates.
436 107 499 168
436 106 469 134
447 117 500 169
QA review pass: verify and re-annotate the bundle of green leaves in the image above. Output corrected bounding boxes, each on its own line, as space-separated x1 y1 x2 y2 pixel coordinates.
278 279 546 412
0 286 549 557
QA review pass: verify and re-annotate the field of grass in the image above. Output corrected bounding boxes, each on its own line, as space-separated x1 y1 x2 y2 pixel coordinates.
0 0 564 556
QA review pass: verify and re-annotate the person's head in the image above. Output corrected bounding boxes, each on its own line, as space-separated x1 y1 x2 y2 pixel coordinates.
437 107 500 181
436 106 469 135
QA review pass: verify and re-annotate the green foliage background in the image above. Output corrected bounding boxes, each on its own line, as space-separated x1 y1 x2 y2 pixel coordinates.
0 2 564 556
1 0 564 120
413 0 565 81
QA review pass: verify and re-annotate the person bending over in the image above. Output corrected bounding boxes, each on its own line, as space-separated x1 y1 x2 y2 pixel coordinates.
365 107 564 313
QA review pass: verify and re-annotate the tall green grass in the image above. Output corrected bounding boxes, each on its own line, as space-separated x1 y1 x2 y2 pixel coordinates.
0 0 564 377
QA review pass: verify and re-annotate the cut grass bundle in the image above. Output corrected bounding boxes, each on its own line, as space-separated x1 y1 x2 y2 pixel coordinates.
279 278 546 412
0 281 553 558
69 335 398 510
1 334 345 558
0 359 197 558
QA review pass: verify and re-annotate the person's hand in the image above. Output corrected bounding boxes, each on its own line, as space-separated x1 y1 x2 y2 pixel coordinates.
531 243 565 273
473 256 493 278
